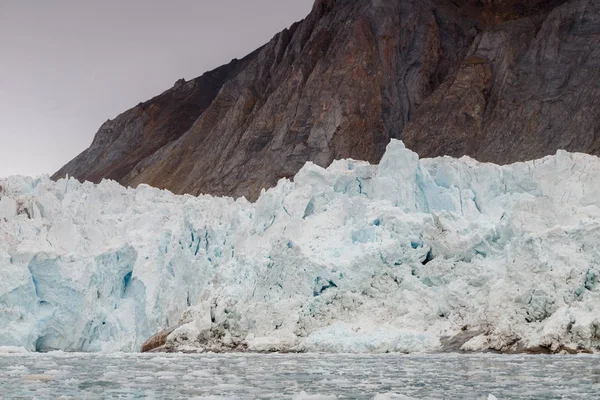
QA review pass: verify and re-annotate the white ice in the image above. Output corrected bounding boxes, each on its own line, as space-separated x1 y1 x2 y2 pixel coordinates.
1 352 597 398
0 140 599 353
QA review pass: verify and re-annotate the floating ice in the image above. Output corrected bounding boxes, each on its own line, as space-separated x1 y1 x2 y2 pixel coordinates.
372 395 416 400
0 346 29 354
292 392 338 400
1 140 599 353
2 352 596 398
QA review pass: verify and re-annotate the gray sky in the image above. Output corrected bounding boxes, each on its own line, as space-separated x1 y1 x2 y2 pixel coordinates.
0 0 313 178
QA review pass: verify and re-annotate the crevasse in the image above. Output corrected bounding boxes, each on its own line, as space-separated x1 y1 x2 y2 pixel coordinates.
1 140 599 353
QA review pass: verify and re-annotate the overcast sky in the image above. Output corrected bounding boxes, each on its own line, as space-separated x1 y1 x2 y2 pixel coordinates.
0 0 313 178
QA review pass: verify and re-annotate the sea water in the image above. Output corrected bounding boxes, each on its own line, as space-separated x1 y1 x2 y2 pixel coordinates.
0 352 598 399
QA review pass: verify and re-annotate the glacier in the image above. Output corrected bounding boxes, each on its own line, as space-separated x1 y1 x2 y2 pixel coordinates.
1 140 599 353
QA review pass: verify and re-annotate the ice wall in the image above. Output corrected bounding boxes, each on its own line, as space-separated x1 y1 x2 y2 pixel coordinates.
1 140 599 353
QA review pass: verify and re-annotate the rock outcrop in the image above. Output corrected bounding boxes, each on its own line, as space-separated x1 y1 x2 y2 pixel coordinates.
403 0 600 163
53 0 599 200
140 325 181 353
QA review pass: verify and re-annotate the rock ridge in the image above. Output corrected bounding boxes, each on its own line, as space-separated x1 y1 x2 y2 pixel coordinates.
53 0 599 201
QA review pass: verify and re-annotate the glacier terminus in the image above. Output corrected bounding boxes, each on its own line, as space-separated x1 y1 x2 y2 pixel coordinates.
1 140 599 354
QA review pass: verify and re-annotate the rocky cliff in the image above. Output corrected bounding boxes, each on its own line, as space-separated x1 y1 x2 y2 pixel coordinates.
53 0 600 200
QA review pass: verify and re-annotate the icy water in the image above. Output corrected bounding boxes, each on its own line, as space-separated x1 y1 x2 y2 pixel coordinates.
0 353 599 399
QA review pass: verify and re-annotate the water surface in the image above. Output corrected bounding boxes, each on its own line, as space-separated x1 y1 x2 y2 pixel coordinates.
0 352 598 399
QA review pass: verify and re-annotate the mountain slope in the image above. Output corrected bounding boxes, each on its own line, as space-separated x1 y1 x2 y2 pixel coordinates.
52 50 259 184
403 0 600 162
53 0 599 200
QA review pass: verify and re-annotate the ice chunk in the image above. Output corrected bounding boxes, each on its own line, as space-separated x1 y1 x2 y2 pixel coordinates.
292 392 338 400
0 197 17 220
0 346 29 354
373 395 415 400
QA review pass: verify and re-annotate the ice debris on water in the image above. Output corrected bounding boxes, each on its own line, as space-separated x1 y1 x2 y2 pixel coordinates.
292 392 338 400
1 140 600 353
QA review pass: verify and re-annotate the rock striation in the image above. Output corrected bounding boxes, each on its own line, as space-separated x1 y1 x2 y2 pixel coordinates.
53 0 599 200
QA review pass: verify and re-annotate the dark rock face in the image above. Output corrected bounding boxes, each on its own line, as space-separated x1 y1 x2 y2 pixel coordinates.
53 0 599 200
403 0 600 163
52 50 259 184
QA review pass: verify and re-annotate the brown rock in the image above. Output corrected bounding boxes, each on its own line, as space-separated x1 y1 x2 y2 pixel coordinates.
404 0 600 164
52 51 259 185
140 325 181 353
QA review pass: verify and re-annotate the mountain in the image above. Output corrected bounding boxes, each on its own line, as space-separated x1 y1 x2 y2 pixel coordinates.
52 0 600 200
